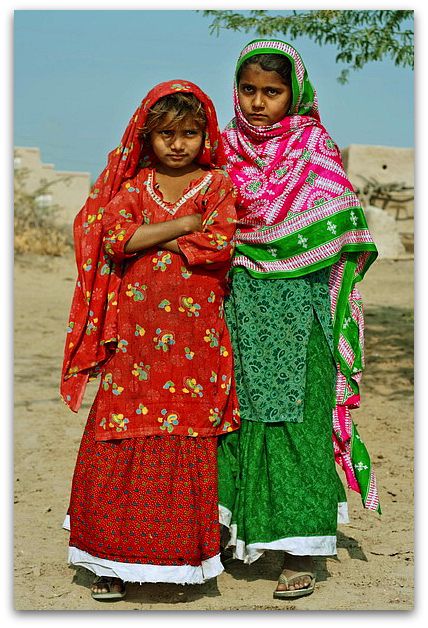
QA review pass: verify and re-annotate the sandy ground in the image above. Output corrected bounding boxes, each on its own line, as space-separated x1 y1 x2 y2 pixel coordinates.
13 251 414 612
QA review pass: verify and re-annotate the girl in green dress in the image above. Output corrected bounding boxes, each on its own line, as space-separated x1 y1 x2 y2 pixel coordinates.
219 39 380 599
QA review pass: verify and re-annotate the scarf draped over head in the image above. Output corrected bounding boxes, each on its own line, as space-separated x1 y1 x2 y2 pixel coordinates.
223 39 380 513
60 80 226 412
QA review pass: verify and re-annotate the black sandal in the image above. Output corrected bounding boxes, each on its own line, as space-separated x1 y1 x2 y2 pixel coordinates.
90 576 126 600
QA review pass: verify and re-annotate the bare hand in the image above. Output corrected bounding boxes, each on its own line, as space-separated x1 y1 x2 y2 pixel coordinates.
179 213 203 234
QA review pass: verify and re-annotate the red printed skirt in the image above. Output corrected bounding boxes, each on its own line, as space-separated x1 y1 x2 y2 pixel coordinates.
65 409 222 584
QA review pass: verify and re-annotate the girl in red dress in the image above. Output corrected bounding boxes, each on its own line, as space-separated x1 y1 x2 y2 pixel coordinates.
61 80 240 600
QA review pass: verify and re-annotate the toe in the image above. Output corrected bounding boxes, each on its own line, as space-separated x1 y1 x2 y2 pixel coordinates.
111 579 124 594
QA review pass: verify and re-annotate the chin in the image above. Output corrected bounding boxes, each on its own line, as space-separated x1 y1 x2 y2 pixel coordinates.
250 121 269 128
244 115 270 127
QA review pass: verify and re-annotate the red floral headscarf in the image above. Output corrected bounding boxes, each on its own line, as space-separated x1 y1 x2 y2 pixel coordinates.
61 80 226 411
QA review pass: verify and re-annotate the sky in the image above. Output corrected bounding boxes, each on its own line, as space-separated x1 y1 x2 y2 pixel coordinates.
13 7 415 181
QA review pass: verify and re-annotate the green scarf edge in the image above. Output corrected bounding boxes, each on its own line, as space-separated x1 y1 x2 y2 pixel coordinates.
235 39 314 116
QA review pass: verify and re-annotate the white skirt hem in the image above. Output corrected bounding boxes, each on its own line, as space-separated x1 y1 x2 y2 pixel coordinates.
67 546 223 585
219 502 349 564
64 516 223 584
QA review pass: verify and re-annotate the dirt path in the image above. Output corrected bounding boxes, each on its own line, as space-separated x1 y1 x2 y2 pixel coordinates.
13 253 413 611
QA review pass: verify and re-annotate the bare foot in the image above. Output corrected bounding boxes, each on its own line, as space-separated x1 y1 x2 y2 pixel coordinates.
275 553 315 593
91 576 126 599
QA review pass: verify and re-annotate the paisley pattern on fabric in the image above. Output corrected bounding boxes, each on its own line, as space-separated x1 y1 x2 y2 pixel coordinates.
218 316 345 550
224 268 334 423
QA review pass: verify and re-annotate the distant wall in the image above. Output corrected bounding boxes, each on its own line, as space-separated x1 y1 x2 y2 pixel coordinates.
341 143 414 191
340 144 414 258
341 143 414 221
14 147 91 228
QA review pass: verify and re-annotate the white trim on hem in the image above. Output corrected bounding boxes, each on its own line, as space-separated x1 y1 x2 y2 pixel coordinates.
338 501 349 524
64 515 223 584
229 527 337 564
219 504 232 527
219 502 350 564
67 546 223 585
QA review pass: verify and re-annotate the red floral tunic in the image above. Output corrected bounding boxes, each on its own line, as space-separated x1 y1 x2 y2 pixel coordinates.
91 167 240 441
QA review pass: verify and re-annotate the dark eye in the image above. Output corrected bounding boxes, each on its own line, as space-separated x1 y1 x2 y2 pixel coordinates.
240 84 254 94
185 130 199 136
159 130 173 136
266 88 279 96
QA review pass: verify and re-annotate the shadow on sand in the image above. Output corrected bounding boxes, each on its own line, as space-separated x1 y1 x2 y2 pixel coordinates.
364 305 413 400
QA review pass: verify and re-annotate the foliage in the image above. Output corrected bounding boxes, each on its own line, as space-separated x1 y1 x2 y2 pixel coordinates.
202 10 414 83
14 163 72 256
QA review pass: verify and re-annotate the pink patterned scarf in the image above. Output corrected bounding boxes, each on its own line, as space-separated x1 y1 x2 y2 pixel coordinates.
222 39 380 513
222 43 356 230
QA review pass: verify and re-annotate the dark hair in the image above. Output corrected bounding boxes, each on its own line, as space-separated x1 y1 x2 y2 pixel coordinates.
138 92 206 140
237 53 292 87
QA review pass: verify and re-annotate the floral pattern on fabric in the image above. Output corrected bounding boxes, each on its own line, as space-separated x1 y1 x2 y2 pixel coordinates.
90 168 240 440
61 80 227 412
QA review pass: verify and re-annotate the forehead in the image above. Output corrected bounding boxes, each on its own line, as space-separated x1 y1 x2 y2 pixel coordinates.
238 63 286 87
156 112 200 130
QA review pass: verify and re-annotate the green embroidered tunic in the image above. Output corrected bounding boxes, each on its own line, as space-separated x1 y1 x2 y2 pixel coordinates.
224 268 335 423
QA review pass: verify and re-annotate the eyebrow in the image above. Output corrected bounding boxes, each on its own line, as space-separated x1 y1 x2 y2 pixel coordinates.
158 125 200 131
240 82 283 89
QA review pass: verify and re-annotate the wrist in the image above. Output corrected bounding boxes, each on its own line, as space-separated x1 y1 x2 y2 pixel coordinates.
179 216 194 234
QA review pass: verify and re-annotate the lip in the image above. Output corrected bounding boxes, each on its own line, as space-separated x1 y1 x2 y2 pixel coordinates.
250 114 267 119
167 154 186 160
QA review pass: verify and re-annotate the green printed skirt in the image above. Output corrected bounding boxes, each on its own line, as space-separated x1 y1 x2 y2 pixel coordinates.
218 273 347 562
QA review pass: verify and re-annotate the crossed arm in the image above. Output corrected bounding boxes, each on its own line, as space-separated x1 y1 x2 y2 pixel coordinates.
103 173 237 266
124 214 202 254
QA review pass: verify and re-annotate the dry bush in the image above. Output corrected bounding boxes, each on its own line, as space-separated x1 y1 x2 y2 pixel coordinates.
14 164 73 256
14 223 71 256
354 175 414 216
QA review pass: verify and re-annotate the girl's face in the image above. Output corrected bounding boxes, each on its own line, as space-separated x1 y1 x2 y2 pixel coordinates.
150 113 204 172
238 63 292 126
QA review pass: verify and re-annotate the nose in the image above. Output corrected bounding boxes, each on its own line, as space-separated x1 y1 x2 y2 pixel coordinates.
252 90 265 110
170 134 185 152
